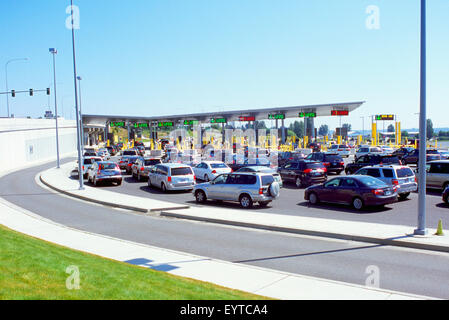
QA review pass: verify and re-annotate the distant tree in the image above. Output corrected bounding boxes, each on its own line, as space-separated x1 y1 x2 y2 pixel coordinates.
342 123 352 132
318 124 329 136
387 124 395 132
289 120 304 139
401 131 409 137
427 119 434 140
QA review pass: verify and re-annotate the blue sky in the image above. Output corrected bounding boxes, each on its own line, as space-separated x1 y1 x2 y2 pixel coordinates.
0 0 448 130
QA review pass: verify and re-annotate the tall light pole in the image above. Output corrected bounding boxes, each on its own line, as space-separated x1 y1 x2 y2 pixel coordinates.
49 48 60 169
77 76 84 149
70 0 84 190
5 58 29 117
415 0 427 235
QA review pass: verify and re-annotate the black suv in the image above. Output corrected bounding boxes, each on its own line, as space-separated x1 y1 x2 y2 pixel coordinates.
305 152 345 175
391 147 414 160
278 160 327 188
278 151 306 167
345 154 401 175
402 149 441 165
307 142 322 152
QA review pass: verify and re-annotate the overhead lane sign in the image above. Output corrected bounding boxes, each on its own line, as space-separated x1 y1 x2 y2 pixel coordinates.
375 114 395 121
210 118 227 124
268 114 285 120
331 110 349 116
299 112 316 118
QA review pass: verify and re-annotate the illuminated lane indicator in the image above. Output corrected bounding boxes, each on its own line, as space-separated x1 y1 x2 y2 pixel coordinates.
299 112 316 118
158 121 174 127
375 115 395 121
133 123 149 128
331 110 349 116
184 120 199 125
268 114 285 120
210 118 227 124
110 121 125 127
239 116 255 121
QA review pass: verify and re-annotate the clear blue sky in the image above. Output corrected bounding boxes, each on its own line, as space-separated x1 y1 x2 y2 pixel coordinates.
1 0 448 130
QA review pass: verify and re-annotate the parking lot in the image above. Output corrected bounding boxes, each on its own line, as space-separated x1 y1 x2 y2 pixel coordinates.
80 153 449 229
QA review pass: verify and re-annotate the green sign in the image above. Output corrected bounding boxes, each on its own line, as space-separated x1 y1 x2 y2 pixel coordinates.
184 120 199 126
268 114 285 120
133 123 149 128
158 121 174 127
110 121 125 127
299 112 316 118
375 115 394 121
210 118 227 124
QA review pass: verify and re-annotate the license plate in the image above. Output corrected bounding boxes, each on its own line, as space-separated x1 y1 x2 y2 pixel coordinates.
313 172 320 176
385 191 392 196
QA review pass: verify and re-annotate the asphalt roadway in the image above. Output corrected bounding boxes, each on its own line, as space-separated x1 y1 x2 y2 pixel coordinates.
108 156 449 229
1 159 449 299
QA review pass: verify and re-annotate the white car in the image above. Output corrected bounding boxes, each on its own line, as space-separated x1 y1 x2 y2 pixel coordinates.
329 144 351 158
380 146 394 154
193 161 232 182
355 146 382 160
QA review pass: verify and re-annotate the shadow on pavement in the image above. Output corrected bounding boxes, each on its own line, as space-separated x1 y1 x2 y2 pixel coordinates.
296 201 393 215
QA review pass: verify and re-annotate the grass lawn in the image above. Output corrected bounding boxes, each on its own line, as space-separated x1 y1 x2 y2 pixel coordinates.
0 225 268 300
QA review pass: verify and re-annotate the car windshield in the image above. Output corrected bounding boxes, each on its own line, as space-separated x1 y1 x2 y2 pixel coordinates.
84 159 94 165
171 167 193 176
261 175 275 186
145 159 161 166
211 163 228 169
370 148 382 152
427 150 439 154
396 167 414 178
357 176 388 187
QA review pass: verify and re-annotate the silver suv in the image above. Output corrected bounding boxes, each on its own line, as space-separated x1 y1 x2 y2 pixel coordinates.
425 160 449 190
193 172 280 208
148 163 195 192
354 165 417 200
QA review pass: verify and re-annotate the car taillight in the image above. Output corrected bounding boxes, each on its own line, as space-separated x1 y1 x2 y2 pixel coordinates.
392 179 399 186
82 166 84 170
340 161 344 165
259 188 264 194
372 189 384 196
194 176 196 181
323 162 330 166
212 170 217 174
167 176 172 182
304 169 312 173
415 176 418 183
141 167 144 171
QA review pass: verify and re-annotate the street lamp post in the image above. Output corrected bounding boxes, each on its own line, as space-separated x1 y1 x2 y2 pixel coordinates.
415 0 427 235
70 0 84 190
5 58 28 117
49 48 60 169
77 76 84 149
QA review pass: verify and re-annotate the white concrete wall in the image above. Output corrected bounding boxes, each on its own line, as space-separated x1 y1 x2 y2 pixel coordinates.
0 118 78 172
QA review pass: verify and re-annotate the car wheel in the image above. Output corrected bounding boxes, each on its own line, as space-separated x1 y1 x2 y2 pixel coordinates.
204 174 209 182
195 190 207 203
138 172 142 181
336 170 342 175
295 177 303 188
352 197 364 210
259 201 270 207
309 192 319 205
116 180 122 186
161 183 167 192
93 177 98 186
239 194 253 209
399 192 410 200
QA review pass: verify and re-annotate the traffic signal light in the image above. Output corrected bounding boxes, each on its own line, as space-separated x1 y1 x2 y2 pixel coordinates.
29 89 33 96
46 88 50 95
11 90 15 97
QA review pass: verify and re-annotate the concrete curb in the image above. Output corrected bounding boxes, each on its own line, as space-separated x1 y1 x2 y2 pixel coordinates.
39 174 190 214
160 211 449 254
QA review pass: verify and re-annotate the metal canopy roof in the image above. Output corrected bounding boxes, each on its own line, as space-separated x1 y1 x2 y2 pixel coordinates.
82 101 365 126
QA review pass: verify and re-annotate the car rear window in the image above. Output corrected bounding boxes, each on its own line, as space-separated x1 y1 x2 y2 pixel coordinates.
380 156 400 164
382 169 394 178
366 168 381 178
145 159 161 166
261 175 275 186
171 167 193 176
427 150 439 154
233 175 257 185
396 167 414 178
370 148 382 152
360 148 369 152
339 145 348 148
84 159 93 165
211 163 228 169
100 163 117 170
123 151 137 155
324 154 342 162
305 162 325 169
